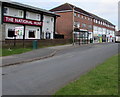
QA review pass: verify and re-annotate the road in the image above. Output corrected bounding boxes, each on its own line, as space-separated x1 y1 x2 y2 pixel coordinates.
2 43 119 95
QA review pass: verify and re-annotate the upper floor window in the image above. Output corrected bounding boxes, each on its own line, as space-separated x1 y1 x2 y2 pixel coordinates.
74 22 80 28
81 15 83 18
88 25 92 30
51 18 53 22
88 17 90 20
95 20 97 22
74 13 77 17
18 10 24 17
26 12 30 18
78 14 80 18
36 14 40 20
82 23 86 28
4 7 9 15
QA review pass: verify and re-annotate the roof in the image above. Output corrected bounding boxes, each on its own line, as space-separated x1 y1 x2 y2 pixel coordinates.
90 13 115 26
50 3 115 26
0 0 60 17
50 3 91 16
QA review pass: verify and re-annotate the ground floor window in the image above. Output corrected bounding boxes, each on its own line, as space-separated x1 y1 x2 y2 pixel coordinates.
8 28 15 37
28 30 36 38
6 24 24 39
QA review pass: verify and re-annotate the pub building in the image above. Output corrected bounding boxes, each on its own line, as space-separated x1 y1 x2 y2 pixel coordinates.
0 0 59 40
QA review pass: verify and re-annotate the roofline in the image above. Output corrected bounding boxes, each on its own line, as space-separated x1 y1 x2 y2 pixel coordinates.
52 10 93 18
1 0 60 17
50 3 115 26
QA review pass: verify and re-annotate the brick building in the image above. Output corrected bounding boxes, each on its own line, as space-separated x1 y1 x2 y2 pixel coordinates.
50 3 115 43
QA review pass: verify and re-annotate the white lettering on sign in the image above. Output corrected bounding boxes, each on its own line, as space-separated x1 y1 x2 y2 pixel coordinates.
4 16 43 26
34 22 42 25
5 17 14 22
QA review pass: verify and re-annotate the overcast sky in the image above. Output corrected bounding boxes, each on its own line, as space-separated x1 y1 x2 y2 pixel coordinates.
11 0 119 30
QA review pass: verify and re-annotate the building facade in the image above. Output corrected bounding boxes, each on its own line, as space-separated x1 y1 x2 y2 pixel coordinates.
50 3 115 43
0 1 58 41
91 14 115 43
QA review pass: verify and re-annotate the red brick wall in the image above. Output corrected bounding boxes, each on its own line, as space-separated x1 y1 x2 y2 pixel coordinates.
74 13 93 32
55 11 94 39
56 12 73 39
55 11 115 39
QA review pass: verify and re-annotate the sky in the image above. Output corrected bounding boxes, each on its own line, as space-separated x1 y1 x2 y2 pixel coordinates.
11 0 119 30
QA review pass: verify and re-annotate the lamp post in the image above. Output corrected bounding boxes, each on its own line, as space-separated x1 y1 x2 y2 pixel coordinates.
72 6 75 45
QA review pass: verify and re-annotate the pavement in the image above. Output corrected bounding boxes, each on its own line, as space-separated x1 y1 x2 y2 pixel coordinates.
1 42 116 67
1 44 74 67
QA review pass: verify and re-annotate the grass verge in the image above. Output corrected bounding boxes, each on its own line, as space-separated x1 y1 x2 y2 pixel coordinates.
1 43 71 56
55 54 119 95
1 48 32 56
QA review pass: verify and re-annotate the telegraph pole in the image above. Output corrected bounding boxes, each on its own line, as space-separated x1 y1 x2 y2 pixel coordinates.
72 6 75 45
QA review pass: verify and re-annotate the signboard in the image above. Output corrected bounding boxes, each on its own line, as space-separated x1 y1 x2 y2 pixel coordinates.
15 27 24 36
73 32 79 34
4 16 43 26
98 34 102 37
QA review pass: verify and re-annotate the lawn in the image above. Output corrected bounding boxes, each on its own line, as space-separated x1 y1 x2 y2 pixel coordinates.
1 48 32 56
1 44 71 57
55 54 119 95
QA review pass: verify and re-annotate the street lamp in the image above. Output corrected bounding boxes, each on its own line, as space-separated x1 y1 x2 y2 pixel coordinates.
72 6 75 45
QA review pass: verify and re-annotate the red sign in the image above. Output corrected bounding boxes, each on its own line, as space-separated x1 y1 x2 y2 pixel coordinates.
3 16 43 26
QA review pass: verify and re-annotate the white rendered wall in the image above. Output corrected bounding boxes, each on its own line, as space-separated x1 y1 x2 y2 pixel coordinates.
42 15 54 39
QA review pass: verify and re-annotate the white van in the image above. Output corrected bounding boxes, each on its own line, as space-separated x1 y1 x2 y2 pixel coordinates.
115 36 120 43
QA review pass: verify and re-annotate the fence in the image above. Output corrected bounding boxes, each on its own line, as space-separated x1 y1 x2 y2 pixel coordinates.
1 39 72 48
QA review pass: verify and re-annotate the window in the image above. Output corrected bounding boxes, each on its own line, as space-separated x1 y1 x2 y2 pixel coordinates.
74 13 77 17
46 21 50 23
74 22 80 28
51 18 53 22
18 10 23 17
95 20 97 23
36 14 40 20
88 25 92 30
82 23 86 28
81 15 83 18
78 14 80 17
88 17 90 20
4 7 9 15
26 12 30 18
8 29 15 37
29 30 35 38
94 26 98 31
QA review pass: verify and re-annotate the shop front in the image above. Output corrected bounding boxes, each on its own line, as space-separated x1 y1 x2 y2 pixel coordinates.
3 16 42 40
